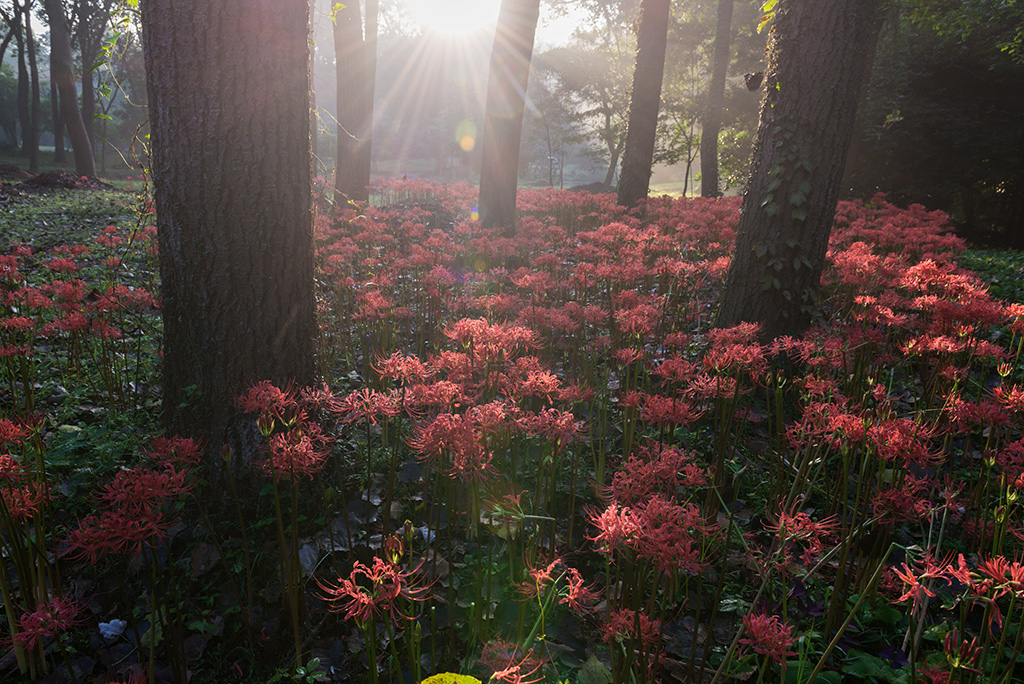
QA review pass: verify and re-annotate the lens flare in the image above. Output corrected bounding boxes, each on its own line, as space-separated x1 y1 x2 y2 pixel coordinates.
455 120 477 152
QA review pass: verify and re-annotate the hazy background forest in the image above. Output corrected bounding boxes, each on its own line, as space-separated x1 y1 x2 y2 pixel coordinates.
1 0 1022 242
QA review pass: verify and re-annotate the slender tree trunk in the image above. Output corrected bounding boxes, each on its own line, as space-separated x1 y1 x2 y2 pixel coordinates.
141 0 315 458
478 0 541 235
25 8 39 173
617 0 671 209
603 138 623 187
80 62 96 152
700 0 733 197
716 0 881 342
16 17 29 157
45 0 96 177
334 1 369 201
52 80 66 163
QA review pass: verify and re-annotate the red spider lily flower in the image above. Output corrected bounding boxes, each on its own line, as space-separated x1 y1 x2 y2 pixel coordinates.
404 380 470 411
0 454 25 484
764 509 839 567
1 483 50 521
332 388 401 426
99 466 192 512
870 474 932 526
976 555 1024 595
892 555 954 613
44 257 78 273
559 566 599 614
319 556 430 627
630 496 715 574
943 627 982 674
372 350 433 385
0 417 30 448
587 503 640 555
145 435 204 468
11 596 84 651
608 442 707 504
602 608 662 652
612 347 644 367
913 664 952 684
556 383 595 404
408 411 497 484
520 557 562 600
638 394 703 429
739 613 798 673
261 421 330 479
994 384 1024 414
237 380 299 430
68 507 173 563
521 408 585 449
478 640 546 684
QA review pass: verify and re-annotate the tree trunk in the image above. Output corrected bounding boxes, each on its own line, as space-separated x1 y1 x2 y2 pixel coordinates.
16 14 29 157
716 0 881 342
80 62 96 152
333 1 370 202
617 0 670 209
478 0 541 235
25 7 39 173
700 0 733 197
52 79 66 163
363 0 378 189
603 136 623 187
44 0 96 177
141 0 315 458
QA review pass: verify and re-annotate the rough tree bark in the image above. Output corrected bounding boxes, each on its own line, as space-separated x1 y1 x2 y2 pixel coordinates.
141 0 316 456
478 0 541 234
333 1 372 202
700 0 733 197
715 0 881 342
617 0 671 209
44 0 96 177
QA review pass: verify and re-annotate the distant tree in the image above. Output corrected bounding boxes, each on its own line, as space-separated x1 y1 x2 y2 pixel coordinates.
24 3 39 172
71 0 118 153
617 0 670 208
333 0 377 202
539 37 632 186
51 79 65 162
845 0 1024 246
141 0 316 455
44 0 96 176
700 0 732 197
478 0 541 233
716 0 882 341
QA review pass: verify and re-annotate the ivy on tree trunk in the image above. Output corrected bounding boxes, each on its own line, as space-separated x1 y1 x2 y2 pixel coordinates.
716 0 881 342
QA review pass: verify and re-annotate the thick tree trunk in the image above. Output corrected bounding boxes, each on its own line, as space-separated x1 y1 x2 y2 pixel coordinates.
700 0 733 198
478 0 541 235
617 0 671 209
44 0 96 177
333 2 370 202
52 80 66 163
141 0 315 457
716 0 880 342
25 8 39 173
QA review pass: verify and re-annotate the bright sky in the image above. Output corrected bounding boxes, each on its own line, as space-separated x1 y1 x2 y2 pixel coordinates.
404 0 581 47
